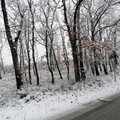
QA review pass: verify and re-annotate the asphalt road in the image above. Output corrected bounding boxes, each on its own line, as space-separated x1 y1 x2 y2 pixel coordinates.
71 96 120 120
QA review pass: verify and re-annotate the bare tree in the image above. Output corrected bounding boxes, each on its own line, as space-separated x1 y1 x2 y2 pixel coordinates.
27 0 40 85
62 0 84 82
80 0 120 76
57 18 70 80
36 0 63 83
25 12 32 84
1 0 24 89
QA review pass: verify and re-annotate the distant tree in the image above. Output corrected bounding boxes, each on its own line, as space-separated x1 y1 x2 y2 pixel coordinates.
27 0 40 85
0 30 5 75
80 0 120 76
37 0 63 83
24 12 32 84
56 17 70 80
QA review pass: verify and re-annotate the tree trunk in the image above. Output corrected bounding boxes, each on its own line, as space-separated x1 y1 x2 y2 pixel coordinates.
28 0 40 85
27 13 32 84
80 52 86 80
90 62 95 75
58 20 69 80
72 45 80 82
77 4 86 81
26 17 32 84
99 64 102 71
94 61 100 76
53 48 63 79
19 37 27 82
45 30 55 84
62 0 83 83
12 47 23 89
31 15 39 85
109 61 113 72
1 0 23 89
102 62 108 75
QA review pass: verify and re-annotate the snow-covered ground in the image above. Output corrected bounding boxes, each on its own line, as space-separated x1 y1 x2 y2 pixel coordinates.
0 67 120 120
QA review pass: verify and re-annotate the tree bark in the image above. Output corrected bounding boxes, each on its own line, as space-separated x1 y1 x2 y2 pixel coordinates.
53 48 63 79
72 45 80 82
45 30 55 84
62 0 83 82
77 4 86 81
1 0 23 89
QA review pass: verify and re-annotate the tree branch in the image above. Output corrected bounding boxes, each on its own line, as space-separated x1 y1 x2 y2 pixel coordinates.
94 18 120 36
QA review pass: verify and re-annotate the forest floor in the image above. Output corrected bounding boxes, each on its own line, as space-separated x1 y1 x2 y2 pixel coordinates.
0 66 120 120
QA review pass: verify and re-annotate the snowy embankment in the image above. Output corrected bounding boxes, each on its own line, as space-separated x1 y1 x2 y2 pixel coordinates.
0 69 120 120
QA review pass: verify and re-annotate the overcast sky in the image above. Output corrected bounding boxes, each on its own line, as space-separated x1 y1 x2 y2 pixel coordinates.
2 44 46 65
0 0 46 66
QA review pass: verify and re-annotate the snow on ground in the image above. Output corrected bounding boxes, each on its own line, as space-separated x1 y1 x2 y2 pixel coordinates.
0 67 120 120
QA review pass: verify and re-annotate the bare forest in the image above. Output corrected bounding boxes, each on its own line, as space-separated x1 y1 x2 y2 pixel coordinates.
0 0 120 119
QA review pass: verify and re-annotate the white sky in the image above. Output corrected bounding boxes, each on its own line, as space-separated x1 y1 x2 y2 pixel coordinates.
2 44 12 65
2 44 45 65
0 8 46 65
